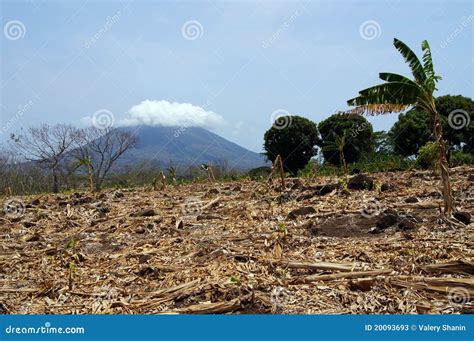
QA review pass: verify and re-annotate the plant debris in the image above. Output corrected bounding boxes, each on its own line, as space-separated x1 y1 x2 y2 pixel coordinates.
0 166 472 314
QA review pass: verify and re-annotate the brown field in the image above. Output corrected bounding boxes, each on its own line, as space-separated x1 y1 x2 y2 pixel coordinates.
1 166 472 314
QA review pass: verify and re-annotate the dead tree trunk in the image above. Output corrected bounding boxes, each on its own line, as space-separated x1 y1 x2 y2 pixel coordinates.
433 110 454 216
268 155 286 190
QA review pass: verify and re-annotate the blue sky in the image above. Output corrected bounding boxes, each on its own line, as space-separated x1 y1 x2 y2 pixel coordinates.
1 0 472 152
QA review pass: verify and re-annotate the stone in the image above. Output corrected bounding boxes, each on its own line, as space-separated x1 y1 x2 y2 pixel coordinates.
347 174 374 190
130 208 156 217
453 211 471 225
376 214 400 229
380 183 394 192
398 219 417 230
288 206 316 219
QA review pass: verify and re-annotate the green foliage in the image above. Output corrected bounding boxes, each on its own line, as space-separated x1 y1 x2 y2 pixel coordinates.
416 142 439 170
317 113 374 165
388 109 431 156
436 95 474 152
246 166 272 180
389 95 474 156
348 153 414 173
263 115 320 175
449 150 474 167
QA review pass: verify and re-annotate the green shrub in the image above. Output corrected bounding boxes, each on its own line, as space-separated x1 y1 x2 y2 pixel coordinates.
449 150 474 167
264 115 320 174
416 142 439 170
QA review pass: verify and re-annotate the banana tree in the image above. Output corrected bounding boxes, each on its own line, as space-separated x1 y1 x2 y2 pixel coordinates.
322 131 349 174
346 38 454 215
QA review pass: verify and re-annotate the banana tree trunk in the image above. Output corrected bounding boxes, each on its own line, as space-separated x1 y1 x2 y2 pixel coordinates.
432 110 454 216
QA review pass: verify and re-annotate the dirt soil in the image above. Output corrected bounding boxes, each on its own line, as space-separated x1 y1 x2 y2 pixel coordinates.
0 166 473 314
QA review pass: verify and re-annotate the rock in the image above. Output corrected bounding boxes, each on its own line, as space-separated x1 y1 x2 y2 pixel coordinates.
380 183 394 192
296 192 315 201
348 278 374 291
96 206 110 214
405 197 419 203
25 234 41 242
453 211 471 225
427 191 441 198
339 189 350 197
398 219 417 230
288 206 316 219
347 174 374 190
197 214 221 221
29 198 40 206
135 226 146 234
369 227 383 234
376 213 400 229
138 254 152 264
130 208 156 217
304 184 339 195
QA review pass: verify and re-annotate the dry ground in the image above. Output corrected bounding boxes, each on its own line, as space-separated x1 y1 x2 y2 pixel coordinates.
0 166 473 314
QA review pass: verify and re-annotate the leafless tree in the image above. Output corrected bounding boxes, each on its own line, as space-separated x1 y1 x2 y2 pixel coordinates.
73 127 138 191
10 124 79 193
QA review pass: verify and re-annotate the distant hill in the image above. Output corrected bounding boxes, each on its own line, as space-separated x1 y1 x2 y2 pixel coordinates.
116 125 268 170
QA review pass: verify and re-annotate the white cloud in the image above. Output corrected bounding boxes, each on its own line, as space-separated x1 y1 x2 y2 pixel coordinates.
118 100 225 128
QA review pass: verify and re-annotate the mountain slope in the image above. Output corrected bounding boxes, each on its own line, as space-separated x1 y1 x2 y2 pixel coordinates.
118 125 268 170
